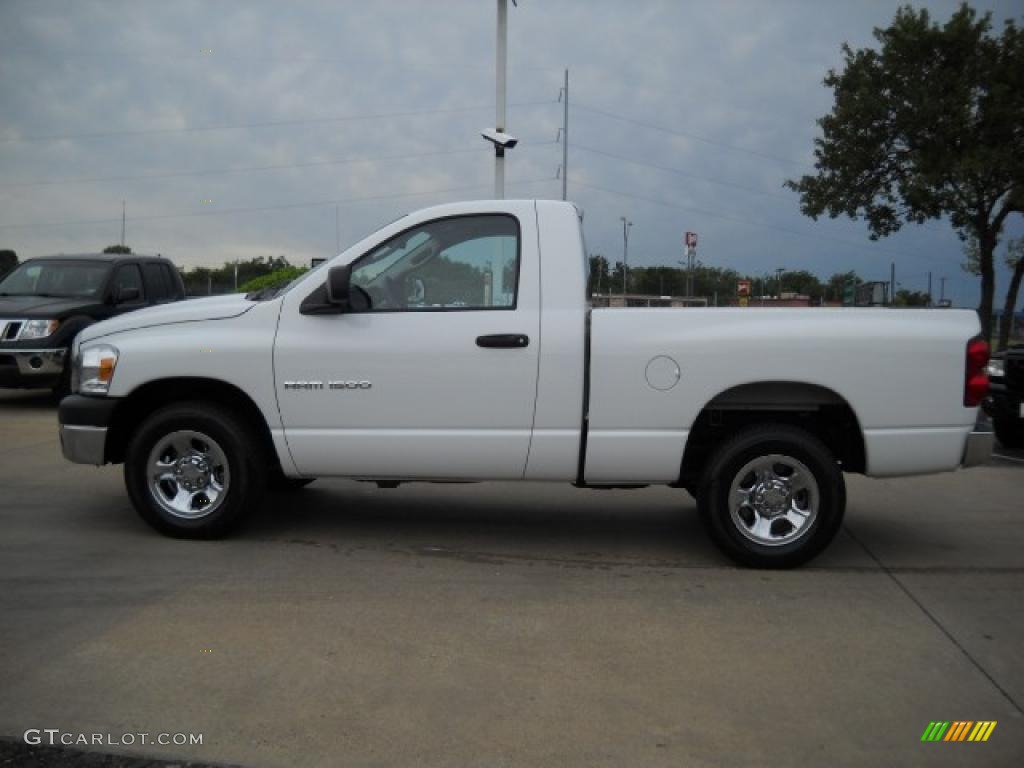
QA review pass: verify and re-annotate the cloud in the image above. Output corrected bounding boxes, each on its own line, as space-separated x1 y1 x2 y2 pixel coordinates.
0 0 1019 306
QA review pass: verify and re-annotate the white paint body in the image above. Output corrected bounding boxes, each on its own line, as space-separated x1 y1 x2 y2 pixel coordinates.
79 199 981 484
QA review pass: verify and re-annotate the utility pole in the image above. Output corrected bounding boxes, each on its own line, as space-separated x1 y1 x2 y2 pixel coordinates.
560 68 569 201
120 201 126 247
775 267 786 299
940 276 948 303
495 0 508 199
620 216 632 303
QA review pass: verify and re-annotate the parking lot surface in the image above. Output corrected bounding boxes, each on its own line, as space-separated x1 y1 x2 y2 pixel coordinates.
1 389 1022 767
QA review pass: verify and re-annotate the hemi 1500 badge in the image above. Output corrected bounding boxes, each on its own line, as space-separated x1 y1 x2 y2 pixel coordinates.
284 381 371 390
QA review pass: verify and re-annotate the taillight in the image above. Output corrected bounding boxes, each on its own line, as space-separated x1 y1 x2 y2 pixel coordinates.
964 336 989 407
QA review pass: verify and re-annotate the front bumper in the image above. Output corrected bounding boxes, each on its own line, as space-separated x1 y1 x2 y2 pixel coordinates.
58 395 119 465
961 430 994 468
0 347 67 388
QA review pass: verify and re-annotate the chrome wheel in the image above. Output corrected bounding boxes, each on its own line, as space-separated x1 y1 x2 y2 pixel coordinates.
146 430 230 520
727 454 819 547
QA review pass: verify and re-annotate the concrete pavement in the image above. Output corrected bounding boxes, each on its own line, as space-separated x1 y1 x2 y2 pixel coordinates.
0 389 1021 767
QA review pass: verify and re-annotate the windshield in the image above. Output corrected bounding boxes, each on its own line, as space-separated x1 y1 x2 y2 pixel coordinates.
0 260 110 299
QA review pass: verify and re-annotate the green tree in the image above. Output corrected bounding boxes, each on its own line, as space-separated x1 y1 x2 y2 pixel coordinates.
103 244 132 254
238 266 308 293
825 271 863 303
786 4 1024 341
964 236 1024 348
894 289 932 306
587 254 611 296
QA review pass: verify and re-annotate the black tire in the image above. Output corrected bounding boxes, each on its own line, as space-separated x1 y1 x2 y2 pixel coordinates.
993 415 1024 450
697 423 845 569
124 401 266 538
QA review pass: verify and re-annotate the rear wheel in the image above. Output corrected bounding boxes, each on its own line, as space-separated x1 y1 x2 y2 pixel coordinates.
697 424 845 568
993 414 1024 450
124 402 265 538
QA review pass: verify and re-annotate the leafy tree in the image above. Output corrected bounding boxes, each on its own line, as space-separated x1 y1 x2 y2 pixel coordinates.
238 267 308 293
825 271 863 303
778 270 824 300
587 254 611 296
0 249 16 279
964 236 1024 348
102 244 132 254
786 4 1024 341
894 289 932 306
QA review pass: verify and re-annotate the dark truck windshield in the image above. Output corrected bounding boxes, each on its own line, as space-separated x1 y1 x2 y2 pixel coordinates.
0 260 110 299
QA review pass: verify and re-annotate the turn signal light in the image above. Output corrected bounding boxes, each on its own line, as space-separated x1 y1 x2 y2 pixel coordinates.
964 337 989 407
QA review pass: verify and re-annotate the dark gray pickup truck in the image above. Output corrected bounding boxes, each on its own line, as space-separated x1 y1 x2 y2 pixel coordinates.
0 253 185 397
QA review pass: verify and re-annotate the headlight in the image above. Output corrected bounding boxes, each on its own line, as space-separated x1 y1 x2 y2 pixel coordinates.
18 319 59 340
77 344 119 395
985 358 1005 378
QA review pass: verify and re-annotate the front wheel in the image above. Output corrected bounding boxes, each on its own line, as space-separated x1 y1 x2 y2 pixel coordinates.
697 424 845 568
124 402 265 538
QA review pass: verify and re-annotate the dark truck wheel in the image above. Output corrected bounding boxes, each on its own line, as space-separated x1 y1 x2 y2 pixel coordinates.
124 402 265 538
697 423 845 568
993 415 1024 450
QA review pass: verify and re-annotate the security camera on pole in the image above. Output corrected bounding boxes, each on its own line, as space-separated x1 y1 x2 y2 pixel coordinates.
482 0 518 199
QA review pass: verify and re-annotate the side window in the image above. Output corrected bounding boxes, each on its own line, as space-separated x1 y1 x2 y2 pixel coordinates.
143 263 170 303
350 214 519 311
163 264 184 299
112 264 144 303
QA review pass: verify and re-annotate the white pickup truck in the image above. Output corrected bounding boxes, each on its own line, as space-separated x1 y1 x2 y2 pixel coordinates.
58 200 992 567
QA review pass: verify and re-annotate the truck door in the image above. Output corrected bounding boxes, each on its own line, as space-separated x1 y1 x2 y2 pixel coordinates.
274 206 541 479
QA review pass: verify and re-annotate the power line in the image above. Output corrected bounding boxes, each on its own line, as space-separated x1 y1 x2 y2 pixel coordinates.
572 102 813 168
0 100 556 144
573 179 926 261
0 178 555 231
573 142 793 201
3 47 562 73
0 141 558 189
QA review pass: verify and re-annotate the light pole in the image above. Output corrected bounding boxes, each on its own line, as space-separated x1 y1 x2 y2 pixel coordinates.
775 267 786 299
620 216 632 304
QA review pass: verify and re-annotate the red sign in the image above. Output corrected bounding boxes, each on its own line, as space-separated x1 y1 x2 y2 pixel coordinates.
685 232 698 248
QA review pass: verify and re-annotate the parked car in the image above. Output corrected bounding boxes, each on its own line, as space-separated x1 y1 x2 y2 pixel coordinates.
57 200 990 567
984 344 1024 448
0 253 185 397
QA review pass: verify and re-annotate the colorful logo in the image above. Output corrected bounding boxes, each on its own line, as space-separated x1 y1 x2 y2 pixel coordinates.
921 721 997 742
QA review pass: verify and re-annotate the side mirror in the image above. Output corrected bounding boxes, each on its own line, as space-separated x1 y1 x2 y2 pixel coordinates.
301 264 369 316
116 286 141 303
325 264 352 310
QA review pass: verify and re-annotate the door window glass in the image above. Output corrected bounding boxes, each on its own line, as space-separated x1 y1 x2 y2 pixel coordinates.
113 264 144 302
350 215 519 311
143 263 170 302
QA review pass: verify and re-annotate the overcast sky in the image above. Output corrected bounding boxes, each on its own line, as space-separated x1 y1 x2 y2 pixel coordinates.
1 0 1021 307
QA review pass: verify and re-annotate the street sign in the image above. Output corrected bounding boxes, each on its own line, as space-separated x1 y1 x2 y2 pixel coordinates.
685 232 697 248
